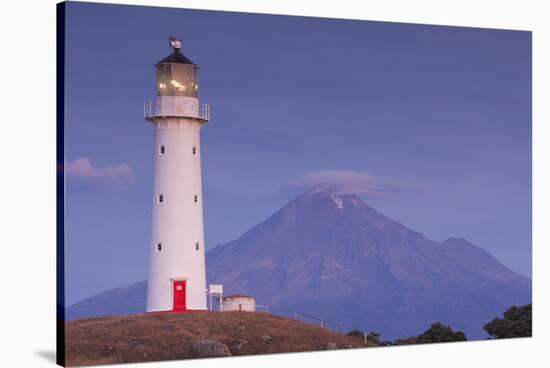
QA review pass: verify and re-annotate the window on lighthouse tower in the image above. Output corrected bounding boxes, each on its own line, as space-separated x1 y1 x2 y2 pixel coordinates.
156 243 162 252
159 145 166 155
158 193 164 203
195 242 200 251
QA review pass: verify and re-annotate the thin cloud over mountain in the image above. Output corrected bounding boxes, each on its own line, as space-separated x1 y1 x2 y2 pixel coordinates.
284 169 412 197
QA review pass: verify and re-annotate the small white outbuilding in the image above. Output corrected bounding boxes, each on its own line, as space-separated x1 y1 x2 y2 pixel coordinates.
222 294 256 312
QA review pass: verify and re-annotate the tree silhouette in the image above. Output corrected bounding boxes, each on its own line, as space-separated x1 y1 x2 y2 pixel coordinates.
367 332 381 344
484 304 532 338
415 322 467 343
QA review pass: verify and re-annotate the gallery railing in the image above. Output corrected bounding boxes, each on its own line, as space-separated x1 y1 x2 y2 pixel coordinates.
144 100 210 121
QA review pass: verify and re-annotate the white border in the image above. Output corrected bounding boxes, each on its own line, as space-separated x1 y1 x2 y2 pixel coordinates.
0 0 547 367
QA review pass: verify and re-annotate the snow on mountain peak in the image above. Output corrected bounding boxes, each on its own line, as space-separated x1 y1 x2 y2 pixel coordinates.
331 195 343 209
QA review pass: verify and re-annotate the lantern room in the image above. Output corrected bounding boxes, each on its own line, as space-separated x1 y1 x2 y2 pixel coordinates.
155 37 199 98
144 37 210 122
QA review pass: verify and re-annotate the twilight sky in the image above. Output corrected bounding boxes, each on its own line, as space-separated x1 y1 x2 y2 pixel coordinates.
64 2 532 304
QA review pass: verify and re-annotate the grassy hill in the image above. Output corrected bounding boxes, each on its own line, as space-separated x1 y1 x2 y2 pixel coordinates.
65 311 370 366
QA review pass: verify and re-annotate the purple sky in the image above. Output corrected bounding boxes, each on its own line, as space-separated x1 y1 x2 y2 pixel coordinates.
64 3 531 304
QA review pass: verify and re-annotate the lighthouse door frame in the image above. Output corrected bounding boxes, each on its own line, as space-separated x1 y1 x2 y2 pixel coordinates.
171 277 188 311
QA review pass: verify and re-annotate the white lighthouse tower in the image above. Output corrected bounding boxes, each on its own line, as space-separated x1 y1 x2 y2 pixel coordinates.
144 37 210 312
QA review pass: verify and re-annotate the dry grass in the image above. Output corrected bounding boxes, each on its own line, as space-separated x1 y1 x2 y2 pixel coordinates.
65 311 370 366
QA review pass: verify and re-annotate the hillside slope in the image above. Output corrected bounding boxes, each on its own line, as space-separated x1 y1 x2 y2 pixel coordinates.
65 312 368 366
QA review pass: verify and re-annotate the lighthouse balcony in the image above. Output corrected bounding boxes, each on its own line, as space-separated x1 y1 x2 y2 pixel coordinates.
144 98 210 121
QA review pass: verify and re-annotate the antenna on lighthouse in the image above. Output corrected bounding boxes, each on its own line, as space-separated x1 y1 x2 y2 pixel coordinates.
169 36 182 50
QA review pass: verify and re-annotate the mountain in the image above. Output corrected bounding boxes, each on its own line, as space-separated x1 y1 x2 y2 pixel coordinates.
66 281 147 320
206 191 531 339
66 191 531 340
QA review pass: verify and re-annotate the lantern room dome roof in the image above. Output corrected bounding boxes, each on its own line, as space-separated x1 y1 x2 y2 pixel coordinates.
156 49 196 66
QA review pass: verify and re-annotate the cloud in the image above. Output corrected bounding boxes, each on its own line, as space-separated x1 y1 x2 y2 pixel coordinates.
65 157 133 192
284 169 408 197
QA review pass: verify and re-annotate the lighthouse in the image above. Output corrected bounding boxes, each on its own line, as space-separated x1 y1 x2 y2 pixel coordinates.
144 37 210 312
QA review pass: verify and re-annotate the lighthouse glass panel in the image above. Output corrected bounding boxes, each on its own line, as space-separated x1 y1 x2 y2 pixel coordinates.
156 64 198 98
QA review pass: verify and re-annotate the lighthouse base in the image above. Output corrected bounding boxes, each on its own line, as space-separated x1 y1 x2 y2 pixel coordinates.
146 276 208 313
171 308 209 313
145 309 208 315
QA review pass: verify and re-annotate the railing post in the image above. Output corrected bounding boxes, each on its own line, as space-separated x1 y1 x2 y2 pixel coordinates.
320 320 324 328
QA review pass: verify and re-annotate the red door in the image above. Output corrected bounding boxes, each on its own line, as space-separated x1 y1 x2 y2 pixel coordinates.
173 281 186 311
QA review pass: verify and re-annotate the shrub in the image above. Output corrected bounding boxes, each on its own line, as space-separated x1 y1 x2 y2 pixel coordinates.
416 322 466 344
484 304 532 338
